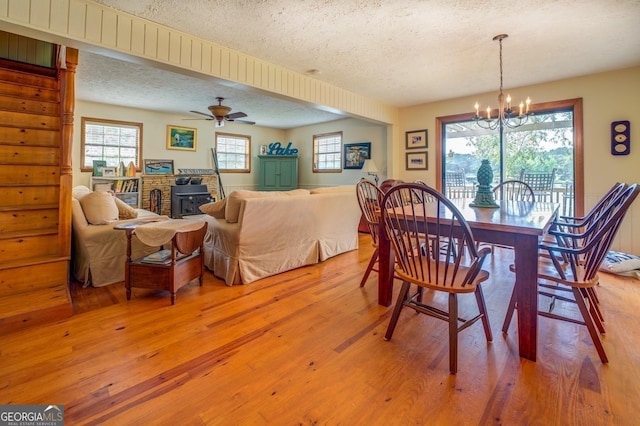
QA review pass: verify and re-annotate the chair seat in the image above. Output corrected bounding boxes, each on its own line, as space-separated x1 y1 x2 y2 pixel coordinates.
509 258 598 289
396 260 489 294
537 261 599 289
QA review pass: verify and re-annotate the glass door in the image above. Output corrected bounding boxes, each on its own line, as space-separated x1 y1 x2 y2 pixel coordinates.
443 110 575 215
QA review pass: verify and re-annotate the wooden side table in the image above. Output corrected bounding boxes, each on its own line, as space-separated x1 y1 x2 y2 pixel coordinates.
115 220 207 305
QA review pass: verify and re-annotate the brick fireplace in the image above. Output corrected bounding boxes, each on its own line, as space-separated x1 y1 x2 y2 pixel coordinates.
141 174 219 217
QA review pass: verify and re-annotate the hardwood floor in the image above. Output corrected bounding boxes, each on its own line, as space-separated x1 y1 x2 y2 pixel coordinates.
1 234 639 425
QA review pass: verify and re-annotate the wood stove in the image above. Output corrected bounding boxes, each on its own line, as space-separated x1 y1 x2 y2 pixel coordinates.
170 184 213 219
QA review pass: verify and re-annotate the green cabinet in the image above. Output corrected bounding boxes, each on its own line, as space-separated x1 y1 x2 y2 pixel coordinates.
258 155 298 191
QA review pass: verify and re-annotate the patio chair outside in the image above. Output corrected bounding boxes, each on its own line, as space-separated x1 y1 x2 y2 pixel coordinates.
519 168 556 202
445 169 468 199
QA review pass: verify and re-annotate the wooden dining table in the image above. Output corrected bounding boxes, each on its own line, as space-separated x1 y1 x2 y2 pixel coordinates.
377 198 559 362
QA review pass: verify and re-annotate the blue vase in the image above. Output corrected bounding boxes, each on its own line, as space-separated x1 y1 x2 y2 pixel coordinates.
470 159 499 208
476 159 493 186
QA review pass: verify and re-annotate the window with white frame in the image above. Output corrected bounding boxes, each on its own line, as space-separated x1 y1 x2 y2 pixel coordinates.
216 132 251 172
313 131 342 172
81 117 142 172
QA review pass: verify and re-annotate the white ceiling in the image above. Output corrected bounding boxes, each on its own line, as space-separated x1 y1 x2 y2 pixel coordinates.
77 0 640 129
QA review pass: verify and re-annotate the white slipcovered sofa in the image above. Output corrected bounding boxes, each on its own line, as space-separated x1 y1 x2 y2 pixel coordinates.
193 185 361 285
71 185 161 287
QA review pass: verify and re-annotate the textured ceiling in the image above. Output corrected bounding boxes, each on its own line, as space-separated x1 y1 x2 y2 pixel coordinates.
78 0 640 128
76 51 344 129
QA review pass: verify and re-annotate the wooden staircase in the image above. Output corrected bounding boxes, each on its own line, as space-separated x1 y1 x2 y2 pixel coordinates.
0 53 76 335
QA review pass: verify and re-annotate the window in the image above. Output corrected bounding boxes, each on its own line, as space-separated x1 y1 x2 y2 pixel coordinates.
313 131 342 172
81 117 142 172
216 132 251 172
437 98 583 216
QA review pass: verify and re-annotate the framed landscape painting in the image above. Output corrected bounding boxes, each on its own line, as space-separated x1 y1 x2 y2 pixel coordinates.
167 125 197 151
343 142 371 169
144 159 174 175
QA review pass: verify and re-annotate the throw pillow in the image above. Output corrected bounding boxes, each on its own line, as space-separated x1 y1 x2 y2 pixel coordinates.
200 198 227 218
79 191 119 225
114 196 138 219
600 250 640 274
72 185 92 200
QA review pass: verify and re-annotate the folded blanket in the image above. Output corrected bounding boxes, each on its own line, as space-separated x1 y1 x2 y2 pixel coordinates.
135 219 205 246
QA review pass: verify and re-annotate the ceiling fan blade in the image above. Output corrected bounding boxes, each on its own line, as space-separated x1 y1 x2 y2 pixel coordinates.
190 110 215 119
226 111 248 120
231 119 256 125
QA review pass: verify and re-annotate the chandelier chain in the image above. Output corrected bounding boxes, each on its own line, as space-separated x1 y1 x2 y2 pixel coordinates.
499 37 504 96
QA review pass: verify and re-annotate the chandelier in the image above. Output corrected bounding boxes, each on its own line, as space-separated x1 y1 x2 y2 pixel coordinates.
474 34 532 130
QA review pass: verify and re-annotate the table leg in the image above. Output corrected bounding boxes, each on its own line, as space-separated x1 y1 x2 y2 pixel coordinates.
513 234 539 361
124 230 133 301
377 220 394 307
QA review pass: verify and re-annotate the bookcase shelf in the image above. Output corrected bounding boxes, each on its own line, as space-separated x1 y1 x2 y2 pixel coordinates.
90 176 141 208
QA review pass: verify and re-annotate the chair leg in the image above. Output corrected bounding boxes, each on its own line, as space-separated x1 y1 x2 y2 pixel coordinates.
589 285 601 304
360 248 379 287
448 293 458 374
384 281 411 341
502 287 517 333
572 287 608 363
581 288 605 334
474 285 493 341
586 288 605 325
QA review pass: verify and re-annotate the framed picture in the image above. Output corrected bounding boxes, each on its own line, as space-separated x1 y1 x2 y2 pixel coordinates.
92 160 107 176
406 151 428 170
166 125 197 151
259 145 268 155
344 142 371 169
144 159 174 175
102 167 116 177
406 129 428 149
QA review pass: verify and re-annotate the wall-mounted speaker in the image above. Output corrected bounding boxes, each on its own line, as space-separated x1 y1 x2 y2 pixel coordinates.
611 120 630 156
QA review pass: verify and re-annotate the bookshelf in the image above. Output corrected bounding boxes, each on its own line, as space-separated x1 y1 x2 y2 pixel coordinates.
90 176 141 208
